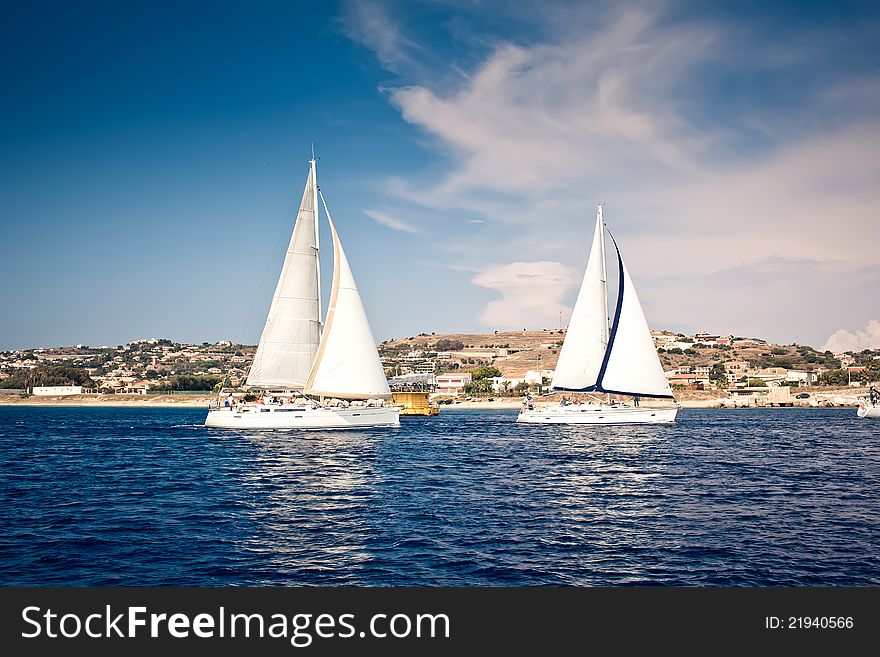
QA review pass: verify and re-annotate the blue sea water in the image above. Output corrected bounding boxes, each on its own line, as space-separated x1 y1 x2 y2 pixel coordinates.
0 406 877 586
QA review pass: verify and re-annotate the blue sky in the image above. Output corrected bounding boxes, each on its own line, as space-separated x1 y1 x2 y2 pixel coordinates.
2 0 879 351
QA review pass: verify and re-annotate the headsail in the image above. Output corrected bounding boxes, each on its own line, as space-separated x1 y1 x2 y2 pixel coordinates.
303 193 392 400
552 211 608 391
246 160 321 388
596 234 674 399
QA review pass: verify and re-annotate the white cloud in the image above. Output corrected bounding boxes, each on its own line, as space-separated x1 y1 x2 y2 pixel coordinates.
346 2 880 343
471 261 576 329
821 320 880 353
363 208 420 234
387 7 716 197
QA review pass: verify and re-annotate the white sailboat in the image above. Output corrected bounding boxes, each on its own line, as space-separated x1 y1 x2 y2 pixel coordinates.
857 389 880 418
205 155 399 429
517 206 678 425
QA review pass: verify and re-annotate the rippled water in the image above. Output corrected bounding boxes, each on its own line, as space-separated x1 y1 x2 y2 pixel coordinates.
0 406 877 586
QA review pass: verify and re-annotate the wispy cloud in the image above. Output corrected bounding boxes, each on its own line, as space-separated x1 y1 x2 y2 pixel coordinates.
340 0 425 75
363 208 420 233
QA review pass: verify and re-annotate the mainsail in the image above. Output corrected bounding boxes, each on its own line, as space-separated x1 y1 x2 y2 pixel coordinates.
303 192 392 400
246 160 321 388
551 213 608 391
552 206 674 399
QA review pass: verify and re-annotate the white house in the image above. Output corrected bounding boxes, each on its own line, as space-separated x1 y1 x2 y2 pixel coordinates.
786 370 818 385
436 373 472 394
32 385 83 396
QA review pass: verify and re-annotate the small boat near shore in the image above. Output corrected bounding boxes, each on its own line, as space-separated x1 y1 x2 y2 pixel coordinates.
205 154 399 430
517 206 678 425
857 391 880 418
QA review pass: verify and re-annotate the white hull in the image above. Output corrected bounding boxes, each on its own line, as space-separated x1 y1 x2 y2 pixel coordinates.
205 404 399 429
516 403 678 425
857 403 880 419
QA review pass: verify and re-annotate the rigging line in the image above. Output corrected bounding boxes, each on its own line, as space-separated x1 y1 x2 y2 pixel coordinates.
237 176 309 348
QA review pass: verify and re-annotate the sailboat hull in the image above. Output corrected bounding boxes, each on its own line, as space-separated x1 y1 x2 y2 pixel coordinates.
516 404 678 425
205 404 400 429
857 403 880 418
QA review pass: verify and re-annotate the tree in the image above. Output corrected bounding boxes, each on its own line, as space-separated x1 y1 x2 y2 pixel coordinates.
152 374 221 391
434 339 464 351
819 369 848 386
5 366 96 390
468 366 502 380
709 363 726 380
464 379 493 395
747 378 767 387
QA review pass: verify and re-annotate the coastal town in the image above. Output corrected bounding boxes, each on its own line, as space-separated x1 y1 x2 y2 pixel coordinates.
1 329 877 407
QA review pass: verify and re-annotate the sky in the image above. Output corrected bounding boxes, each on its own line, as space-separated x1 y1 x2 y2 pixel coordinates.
2 0 879 352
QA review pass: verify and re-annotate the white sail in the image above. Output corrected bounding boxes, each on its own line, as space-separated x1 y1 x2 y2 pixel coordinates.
246 161 321 388
598 246 674 398
552 212 608 391
303 197 391 400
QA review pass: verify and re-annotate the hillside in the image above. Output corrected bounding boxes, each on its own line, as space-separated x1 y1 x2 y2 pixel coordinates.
379 329 845 378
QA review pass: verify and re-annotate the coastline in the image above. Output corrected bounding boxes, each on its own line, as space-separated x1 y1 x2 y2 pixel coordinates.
0 394 214 408
0 394 860 409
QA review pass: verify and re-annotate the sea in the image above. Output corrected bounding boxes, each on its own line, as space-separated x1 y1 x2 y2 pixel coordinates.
0 406 877 586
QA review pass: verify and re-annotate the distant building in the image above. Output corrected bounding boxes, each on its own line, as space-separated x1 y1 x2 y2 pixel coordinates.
723 360 750 377
32 385 83 396
786 370 818 385
115 380 150 394
460 348 508 358
665 373 706 389
436 373 472 395
754 367 789 385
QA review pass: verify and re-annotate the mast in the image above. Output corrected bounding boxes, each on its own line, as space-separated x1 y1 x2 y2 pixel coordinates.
598 204 610 347
311 147 322 328
549 208 608 393
598 205 611 404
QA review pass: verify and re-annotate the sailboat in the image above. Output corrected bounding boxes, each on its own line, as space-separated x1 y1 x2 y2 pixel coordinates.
857 388 880 418
205 155 399 429
517 206 678 425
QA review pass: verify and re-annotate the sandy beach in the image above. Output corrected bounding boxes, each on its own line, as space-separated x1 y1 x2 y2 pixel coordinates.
0 390 862 409
0 394 215 407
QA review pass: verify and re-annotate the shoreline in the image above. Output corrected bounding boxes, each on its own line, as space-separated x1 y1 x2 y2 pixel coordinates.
0 396 859 410
0 394 214 408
